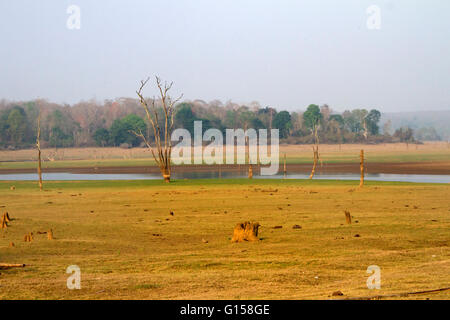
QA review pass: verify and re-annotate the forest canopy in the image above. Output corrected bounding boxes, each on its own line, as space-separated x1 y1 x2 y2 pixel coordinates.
0 98 420 150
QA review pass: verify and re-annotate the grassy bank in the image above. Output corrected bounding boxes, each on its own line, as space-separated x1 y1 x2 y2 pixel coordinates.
0 142 449 170
0 179 449 299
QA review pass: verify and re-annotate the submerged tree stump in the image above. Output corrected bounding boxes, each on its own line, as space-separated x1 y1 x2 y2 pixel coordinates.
231 221 260 243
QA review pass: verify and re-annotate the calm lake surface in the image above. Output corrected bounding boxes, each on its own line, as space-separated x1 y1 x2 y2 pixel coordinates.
0 172 449 183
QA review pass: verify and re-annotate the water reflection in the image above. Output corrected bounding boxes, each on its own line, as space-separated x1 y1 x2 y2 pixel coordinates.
0 171 449 183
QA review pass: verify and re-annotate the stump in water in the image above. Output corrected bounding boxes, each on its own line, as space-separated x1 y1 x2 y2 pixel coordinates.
47 229 53 240
231 221 260 243
359 149 365 188
162 171 171 183
344 211 352 224
309 145 319 179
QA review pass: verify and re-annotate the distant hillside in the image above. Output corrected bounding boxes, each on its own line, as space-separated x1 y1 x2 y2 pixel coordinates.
380 110 450 141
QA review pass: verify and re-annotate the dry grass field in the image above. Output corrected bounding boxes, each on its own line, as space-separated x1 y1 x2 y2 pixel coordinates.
0 179 449 300
1 142 449 170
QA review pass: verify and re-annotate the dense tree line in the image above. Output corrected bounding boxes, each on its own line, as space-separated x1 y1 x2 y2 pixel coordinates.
0 98 418 150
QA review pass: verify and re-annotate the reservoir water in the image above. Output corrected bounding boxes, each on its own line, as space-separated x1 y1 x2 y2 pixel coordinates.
0 172 449 183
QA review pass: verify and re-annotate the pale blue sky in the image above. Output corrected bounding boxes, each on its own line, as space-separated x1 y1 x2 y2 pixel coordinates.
0 0 449 112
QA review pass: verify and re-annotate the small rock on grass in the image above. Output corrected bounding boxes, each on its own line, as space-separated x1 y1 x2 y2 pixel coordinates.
292 225 302 229
332 291 344 296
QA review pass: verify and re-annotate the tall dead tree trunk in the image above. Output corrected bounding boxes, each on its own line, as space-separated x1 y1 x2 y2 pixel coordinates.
309 124 320 179
36 107 43 191
245 122 253 179
363 119 368 140
359 149 365 187
134 77 182 183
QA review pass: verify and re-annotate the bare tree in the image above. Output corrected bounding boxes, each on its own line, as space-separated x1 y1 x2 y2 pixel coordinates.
359 149 365 187
303 104 321 179
134 76 182 183
309 123 320 179
36 107 43 191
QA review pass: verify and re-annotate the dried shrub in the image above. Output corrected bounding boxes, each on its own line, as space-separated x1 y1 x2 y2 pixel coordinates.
231 221 260 243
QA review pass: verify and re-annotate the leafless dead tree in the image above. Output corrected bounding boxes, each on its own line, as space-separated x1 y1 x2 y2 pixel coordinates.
134 76 182 182
36 107 43 191
309 123 320 179
359 149 365 187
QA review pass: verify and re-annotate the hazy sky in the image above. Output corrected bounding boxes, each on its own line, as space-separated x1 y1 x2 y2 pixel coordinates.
0 0 449 112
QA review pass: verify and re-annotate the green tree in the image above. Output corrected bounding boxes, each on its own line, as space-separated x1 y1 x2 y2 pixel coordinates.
93 128 110 146
174 103 196 135
273 111 292 138
49 126 74 147
250 117 265 130
47 109 80 146
365 109 381 135
0 109 10 144
329 114 344 128
303 104 322 132
110 114 147 147
7 107 27 145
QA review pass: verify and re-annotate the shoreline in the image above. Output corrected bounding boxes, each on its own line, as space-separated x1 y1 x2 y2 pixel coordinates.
1 161 450 175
